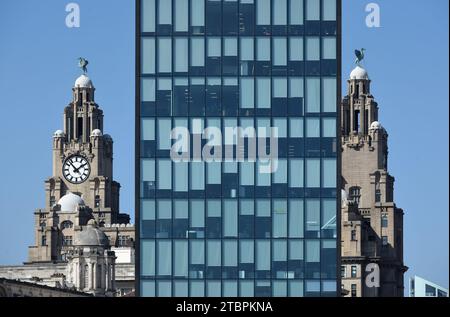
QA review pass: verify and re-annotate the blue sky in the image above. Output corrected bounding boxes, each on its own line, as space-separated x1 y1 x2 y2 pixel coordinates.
0 0 448 293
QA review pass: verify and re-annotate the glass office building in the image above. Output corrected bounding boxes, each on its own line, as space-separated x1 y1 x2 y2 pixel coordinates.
137 0 340 297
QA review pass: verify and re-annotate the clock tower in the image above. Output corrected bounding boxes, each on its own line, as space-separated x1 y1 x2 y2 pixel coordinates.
28 72 132 263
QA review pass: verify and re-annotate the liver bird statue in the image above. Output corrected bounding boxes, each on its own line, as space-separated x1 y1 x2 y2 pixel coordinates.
78 57 89 74
354 48 365 65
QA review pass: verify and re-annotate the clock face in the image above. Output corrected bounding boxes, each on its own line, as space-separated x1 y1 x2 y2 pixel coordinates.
63 155 91 184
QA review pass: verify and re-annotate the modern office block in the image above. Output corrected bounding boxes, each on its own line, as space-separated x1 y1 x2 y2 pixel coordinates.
137 0 340 297
409 276 448 297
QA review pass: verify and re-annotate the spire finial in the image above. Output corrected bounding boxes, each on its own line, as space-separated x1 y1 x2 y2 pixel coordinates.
77 57 89 74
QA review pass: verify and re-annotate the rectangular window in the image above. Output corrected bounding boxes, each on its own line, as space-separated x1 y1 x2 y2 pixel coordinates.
141 118 155 140
288 200 304 237
191 162 205 190
157 241 172 276
223 200 238 237
142 78 156 102
141 240 155 276
256 78 271 108
289 37 304 61
142 38 155 74
191 0 205 27
240 161 255 186
322 37 336 59
273 0 287 25
174 162 188 192
191 38 205 66
289 159 304 188
306 78 320 113
351 230 356 241
351 265 357 278
273 38 287 66
322 78 337 112
351 284 357 297
240 78 255 109
158 38 172 73
341 266 346 278
175 38 189 72
306 118 320 137
256 0 270 25
174 0 188 32
157 118 171 150
174 241 188 277
382 236 388 246
240 37 254 61
290 118 304 138
256 38 271 61
322 158 336 188
306 37 320 61
142 0 156 32
157 159 172 189
322 118 336 137
306 0 320 21
273 200 287 238
256 240 270 270
158 0 172 25
322 0 337 21
306 159 320 188
290 0 304 25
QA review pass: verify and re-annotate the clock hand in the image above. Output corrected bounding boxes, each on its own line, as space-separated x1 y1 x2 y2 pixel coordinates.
74 162 88 173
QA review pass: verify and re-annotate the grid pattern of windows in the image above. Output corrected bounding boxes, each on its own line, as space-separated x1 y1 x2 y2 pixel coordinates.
139 0 339 297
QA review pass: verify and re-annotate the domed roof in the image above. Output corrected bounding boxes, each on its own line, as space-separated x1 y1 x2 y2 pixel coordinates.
370 121 382 130
103 134 112 141
53 130 65 138
58 192 85 212
74 74 93 88
74 220 109 247
91 129 102 137
350 66 369 80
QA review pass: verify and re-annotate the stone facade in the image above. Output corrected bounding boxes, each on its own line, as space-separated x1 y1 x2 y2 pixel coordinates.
0 278 91 297
1 73 135 297
340 65 407 297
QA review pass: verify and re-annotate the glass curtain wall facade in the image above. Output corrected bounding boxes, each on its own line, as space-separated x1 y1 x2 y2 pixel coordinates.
137 0 340 297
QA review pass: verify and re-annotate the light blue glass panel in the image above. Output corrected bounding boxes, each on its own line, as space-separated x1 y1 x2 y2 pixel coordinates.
256 0 271 25
273 38 287 66
240 38 254 61
273 78 288 97
190 200 205 227
142 0 155 32
323 280 337 292
322 118 336 137
289 118 303 137
158 118 171 150
207 240 221 266
224 38 238 56
142 78 156 101
306 240 320 262
322 0 337 21
256 240 270 270
141 159 155 182
322 37 336 59
290 0 304 25
208 37 221 57
274 118 287 137
306 159 320 188
289 240 304 260
223 281 238 297
240 162 255 185
174 281 188 297
190 240 205 264
157 241 172 276
306 280 320 292
273 281 287 297
223 200 238 237
256 160 271 186
142 200 155 220
322 200 336 236
174 162 188 192
175 38 188 72
175 0 188 31
141 240 155 276
273 0 287 25
289 159 304 188
240 78 254 109
223 240 238 266
256 200 271 217
289 37 304 61
174 200 188 219
191 38 205 66
174 241 188 277
141 280 155 297
289 280 304 296
306 78 320 113
257 38 270 61
289 200 304 237
207 200 221 217
191 0 205 26
158 0 172 24
207 281 221 297
306 199 320 234
240 240 254 263
273 159 287 184
158 200 172 219
157 159 172 189
142 118 155 140
322 78 337 112
142 38 155 74
207 162 221 184
190 281 205 297
306 37 320 61
273 200 287 238
158 38 172 73
158 281 172 296
306 118 320 137
191 162 205 190
306 0 320 21
240 281 254 296
322 158 336 188
256 78 271 108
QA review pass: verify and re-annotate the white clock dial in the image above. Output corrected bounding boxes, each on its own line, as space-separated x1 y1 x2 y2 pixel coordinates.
63 155 91 184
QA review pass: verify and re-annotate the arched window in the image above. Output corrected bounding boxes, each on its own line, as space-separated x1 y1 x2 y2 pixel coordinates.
61 221 73 230
84 264 89 289
349 186 361 205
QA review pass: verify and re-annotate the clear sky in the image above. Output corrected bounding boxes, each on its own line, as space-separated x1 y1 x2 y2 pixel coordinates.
0 0 448 294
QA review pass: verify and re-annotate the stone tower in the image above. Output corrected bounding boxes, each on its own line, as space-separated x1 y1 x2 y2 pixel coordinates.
340 65 407 297
28 73 132 263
